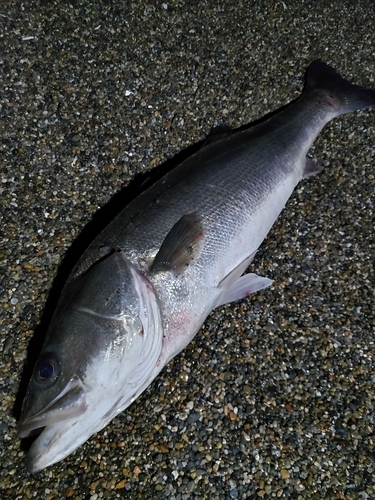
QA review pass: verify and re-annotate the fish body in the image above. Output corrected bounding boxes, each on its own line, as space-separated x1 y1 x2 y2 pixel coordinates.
18 61 375 472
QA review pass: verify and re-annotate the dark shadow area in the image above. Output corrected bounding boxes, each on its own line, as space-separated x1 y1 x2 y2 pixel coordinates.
14 96 298 451
13 137 205 428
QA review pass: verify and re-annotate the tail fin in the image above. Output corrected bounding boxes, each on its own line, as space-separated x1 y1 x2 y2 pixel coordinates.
305 60 375 116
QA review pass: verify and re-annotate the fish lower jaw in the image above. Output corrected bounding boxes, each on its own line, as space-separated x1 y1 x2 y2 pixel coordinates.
25 389 141 473
25 362 164 473
25 422 81 474
25 400 116 474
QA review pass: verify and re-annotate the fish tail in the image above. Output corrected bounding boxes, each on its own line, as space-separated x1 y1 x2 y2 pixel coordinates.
305 60 375 116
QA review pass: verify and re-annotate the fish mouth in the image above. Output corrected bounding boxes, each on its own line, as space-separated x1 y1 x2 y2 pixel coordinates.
18 376 87 439
22 416 89 474
23 419 81 474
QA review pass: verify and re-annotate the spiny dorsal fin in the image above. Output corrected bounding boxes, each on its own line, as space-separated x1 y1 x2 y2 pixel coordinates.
202 123 232 147
150 212 204 276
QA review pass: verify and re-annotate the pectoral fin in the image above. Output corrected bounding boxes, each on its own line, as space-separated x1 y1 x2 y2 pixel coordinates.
150 212 204 276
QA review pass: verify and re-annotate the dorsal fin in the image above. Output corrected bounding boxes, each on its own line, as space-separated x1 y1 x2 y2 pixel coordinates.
202 124 233 147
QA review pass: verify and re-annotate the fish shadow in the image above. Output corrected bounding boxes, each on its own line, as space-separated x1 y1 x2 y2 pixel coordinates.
13 138 205 427
14 99 296 443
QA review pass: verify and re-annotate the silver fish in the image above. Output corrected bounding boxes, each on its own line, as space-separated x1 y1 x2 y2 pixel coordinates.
18 61 375 473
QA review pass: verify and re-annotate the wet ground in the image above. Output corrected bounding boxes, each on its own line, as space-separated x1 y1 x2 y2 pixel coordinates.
1 1 375 498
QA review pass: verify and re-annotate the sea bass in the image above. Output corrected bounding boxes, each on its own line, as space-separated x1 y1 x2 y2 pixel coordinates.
18 61 375 473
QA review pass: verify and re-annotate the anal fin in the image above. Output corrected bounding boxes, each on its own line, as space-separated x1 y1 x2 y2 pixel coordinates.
303 157 324 178
216 273 273 308
215 251 272 308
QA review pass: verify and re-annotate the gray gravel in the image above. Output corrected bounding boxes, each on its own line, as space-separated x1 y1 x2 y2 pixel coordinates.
1 1 375 498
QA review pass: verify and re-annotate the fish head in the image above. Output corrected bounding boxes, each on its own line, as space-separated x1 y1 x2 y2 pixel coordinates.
18 251 163 473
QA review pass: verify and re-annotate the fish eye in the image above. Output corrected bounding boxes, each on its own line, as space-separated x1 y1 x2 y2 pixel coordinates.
39 360 54 379
34 354 60 386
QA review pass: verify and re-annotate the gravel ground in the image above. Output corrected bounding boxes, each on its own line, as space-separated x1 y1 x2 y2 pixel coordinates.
1 1 375 498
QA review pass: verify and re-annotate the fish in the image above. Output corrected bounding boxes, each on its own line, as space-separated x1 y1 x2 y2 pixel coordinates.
18 61 375 473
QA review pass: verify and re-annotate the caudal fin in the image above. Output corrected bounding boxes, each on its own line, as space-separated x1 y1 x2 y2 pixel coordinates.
305 60 375 116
